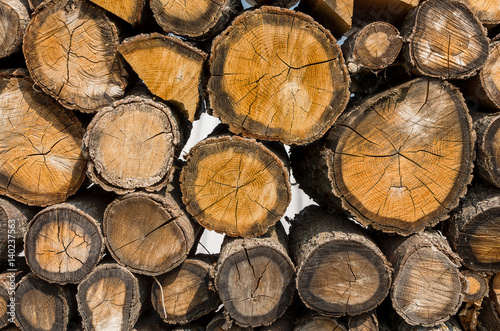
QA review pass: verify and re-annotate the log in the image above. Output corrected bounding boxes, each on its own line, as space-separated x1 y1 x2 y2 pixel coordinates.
180 133 291 238
294 314 347 331
461 269 489 303
89 0 144 24
0 197 33 261
77 263 149 331
400 0 489 80
459 0 500 28
23 0 127 112
348 311 379 331
151 255 220 324
132 310 168 331
150 0 241 40
352 0 418 26
24 194 108 284
206 313 252 331
214 224 295 327
0 73 87 207
0 0 29 59
0 271 26 328
290 78 474 235
380 231 463 327
248 0 299 8
462 41 500 111
342 21 402 74
478 273 500 329
447 184 500 273
472 112 500 187
208 6 350 145
297 0 353 38
289 205 392 317
15 273 74 331
82 96 183 195
104 192 200 276
394 316 464 331
118 34 207 122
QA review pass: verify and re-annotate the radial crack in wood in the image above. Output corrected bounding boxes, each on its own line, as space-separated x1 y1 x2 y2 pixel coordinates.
208 6 350 145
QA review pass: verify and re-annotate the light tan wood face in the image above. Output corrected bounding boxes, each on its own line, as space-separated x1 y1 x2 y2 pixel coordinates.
86 276 127 330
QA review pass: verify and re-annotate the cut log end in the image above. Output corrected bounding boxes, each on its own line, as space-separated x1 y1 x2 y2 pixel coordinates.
89 0 144 24
461 269 488 302
460 0 500 27
297 0 353 38
0 0 29 59
208 6 350 145
475 114 500 187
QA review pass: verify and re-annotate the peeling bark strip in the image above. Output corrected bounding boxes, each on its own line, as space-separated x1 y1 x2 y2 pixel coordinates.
460 0 500 27
297 0 353 38
83 96 182 195
118 34 207 122
23 0 127 112
0 197 33 261
181 134 290 238
289 206 392 317
150 0 241 39
401 0 489 80
15 273 74 331
103 192 200 276
151 256 220 324
215 224 295 327
447 184 500 273
295 314 347 331
291 78 474 235
24 195 108 285
353 0 418 26
342 21 402 74
77 263 148 331
208 6 350 145
381 231 463 327
473 113 500 188
0 74 86 207
89 0 144 24
0 0 29 59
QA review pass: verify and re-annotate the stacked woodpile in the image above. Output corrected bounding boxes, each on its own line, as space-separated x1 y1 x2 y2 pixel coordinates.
1 0 500 330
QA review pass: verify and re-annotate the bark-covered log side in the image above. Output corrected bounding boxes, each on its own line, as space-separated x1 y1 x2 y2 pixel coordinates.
0 74 87 206
473 113 500 187
118 34 208 122
82 96 183 195
401 0 489 80
0 0 29 59
297 0 353 38
208 6 350 145
294 313 347 331
23 0 127 112
89 0 144 24
206 313 252 331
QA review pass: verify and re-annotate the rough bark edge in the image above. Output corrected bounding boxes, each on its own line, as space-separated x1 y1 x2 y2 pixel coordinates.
208 5 350 146
461 269 489 302
82 95 182 195
327 78 475 236
180 134 291 238
0 0 30 59
90 0 144 25
474 112 500 187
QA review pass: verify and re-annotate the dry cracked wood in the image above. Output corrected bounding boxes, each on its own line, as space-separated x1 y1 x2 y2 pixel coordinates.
0 74 87 207
473 112 500 188
23 0 127 112
215 224 295 327
24 194 108 284
289 206 392 317
150 0 241 39
103 192 200 276
0 0 29 59
401 0 489 80
151 256 220 324
208 6 350 145
118 34 207 122
291 78 474 235
460 0 500 28
89 0 144 24
181 134 290 238
297 0 353 38
83 96 182 194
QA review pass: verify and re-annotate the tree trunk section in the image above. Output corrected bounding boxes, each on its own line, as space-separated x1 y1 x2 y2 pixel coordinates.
0 271 27 329
23 0 127 112
0 0 29 59
24 194 108 285
151 255 219 324
289 205 391 317
180 134 291 238
352 0 418 26
447 184 500 273
291 78 474 235
89 0 144 24
0 74 87 207
150 0 241 39
77 263 149 331
460 0 500 28
104 192 200 276
208 6 350 145
297 0 353 38
15 273 74 331
401 0 489 80
471 112 500 188
0 197 33 261
348 310 379 331
82 96 183 195
118 34 207 122
342 21 402 74
380 230 463 327
214 224 295 327
295 314 347 331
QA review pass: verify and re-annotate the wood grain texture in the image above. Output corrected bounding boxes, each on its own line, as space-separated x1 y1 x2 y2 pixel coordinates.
89 0 144 24
0 0 29 59
353 0 419 26
473 113 500 188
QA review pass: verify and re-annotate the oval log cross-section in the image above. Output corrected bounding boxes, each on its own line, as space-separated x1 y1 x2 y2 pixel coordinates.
23 0 127 112
208 6 350 145
181 135 290 238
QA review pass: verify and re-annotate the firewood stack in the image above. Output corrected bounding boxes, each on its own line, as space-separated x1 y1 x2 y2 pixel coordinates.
0 0 499 329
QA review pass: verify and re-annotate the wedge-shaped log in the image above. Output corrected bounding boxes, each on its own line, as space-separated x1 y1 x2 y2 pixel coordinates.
297 0 353 38
89 0 144 24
